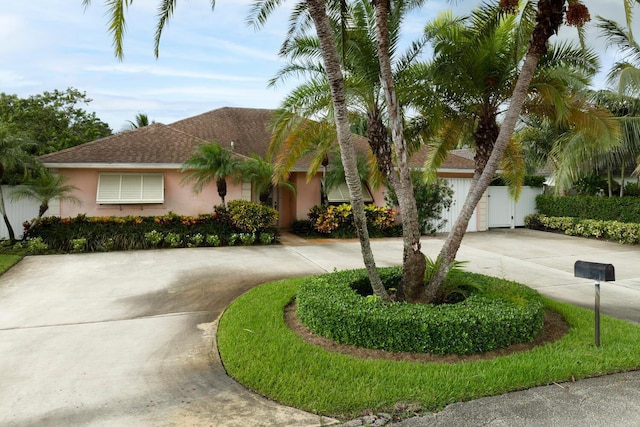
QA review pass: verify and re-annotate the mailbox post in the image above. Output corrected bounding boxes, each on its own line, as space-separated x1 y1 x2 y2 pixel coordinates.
574 261 615 347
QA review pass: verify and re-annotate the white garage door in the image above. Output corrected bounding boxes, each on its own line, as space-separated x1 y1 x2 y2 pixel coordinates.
438 178 477 233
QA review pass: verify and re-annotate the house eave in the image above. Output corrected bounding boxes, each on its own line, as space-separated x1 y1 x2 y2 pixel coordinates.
42 163 182 170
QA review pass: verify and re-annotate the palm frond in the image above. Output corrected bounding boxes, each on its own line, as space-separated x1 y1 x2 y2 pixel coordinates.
499 139 526 200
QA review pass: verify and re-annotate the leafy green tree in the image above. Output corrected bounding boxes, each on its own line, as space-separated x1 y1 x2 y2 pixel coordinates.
10 169 81 232
0 88 112 154
0 124 35 242
180 142 243 207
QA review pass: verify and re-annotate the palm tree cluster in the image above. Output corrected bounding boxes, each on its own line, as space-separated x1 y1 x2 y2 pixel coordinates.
86 0 638 304
179 141 294 208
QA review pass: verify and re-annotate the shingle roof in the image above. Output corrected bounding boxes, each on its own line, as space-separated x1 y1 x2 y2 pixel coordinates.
169 107 274 158
39 123 208 165
410 146 475 170
39 106 474 171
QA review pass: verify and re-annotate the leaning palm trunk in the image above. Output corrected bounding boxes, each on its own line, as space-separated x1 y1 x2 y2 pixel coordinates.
428 0 567 296
306 0 388 300
0 186 16 242
372 0 426 302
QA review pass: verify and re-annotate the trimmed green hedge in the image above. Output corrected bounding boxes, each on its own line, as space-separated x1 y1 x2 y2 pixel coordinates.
296 268 544 355
24 202 278 252
536 195 640 223
525 214 640 244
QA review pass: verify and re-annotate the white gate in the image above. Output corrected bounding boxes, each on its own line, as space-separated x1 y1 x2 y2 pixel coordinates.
488 186 542 228
438 178 477 233
0 186 60 240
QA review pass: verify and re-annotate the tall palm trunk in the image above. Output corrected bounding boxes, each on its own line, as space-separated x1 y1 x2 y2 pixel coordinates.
372 0 426 302
428 0 567 296
217 177 227 207
0 187 16 242
306 0 388 300
0 166 16 242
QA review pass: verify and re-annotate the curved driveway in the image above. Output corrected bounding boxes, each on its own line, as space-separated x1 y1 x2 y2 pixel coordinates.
0 229 639 426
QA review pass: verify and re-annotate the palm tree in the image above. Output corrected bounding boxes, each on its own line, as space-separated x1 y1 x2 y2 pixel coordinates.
598 15 640 97
266 0 429 301
429 0 593 290
0 124 35 242
180 142 243 207
587 91 640 196
239 154 296 204
10 169 81 232
124 113 153 130
598 15 640 182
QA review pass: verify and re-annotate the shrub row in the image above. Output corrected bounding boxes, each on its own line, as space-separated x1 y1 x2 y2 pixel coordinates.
525 214 640 244
306 203 400 238
296 268 545 355
24 200 278 252
536 195 640 223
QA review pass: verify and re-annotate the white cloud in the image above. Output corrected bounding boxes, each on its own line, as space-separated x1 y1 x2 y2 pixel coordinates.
85 64 265 82
2 0 639 131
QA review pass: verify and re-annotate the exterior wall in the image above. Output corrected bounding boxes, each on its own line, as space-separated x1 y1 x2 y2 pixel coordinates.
56 168 243 217
369 185 388 206
293 172 322 221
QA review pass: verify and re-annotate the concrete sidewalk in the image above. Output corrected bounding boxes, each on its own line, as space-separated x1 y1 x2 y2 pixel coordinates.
0 229 639 426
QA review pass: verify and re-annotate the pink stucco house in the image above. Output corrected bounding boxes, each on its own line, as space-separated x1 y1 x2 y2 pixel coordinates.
39 107 476 229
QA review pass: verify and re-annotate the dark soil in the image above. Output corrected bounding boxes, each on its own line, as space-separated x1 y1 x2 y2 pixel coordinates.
284 301 569 363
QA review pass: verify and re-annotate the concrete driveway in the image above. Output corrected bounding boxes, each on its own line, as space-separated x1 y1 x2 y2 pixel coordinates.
0 229 639 426
0 247 333 427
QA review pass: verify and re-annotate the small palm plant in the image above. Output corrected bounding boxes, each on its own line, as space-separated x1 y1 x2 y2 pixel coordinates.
423 257 482 304
180 142 242 207
239 154 296 204
10 168 81 232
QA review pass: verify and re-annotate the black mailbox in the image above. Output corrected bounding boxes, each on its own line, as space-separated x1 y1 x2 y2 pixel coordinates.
574 260 615 348
574 261 615 282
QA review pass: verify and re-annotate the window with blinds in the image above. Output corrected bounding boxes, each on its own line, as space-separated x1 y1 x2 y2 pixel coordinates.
96 173 164 204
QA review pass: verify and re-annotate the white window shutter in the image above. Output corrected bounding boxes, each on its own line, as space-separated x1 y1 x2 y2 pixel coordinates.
97 173 164 204
97 174 122 203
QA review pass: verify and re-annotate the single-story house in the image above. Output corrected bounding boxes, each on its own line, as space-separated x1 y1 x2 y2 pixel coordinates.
39 107 489 231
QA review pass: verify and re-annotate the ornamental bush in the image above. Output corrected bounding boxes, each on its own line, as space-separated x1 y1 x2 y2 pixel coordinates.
25 201 277 252
525 214 640 244
296 268 545 355
307 203 398 238
227 200 278 233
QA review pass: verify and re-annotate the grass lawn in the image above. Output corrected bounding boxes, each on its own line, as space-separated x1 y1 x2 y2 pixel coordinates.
0 254 22 275
218 276 640 420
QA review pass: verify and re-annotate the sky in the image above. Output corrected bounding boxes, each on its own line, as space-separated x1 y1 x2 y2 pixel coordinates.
1 0 638 132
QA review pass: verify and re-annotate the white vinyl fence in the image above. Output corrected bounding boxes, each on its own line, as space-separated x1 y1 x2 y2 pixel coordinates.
487 186 542 228
0 185 60 240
